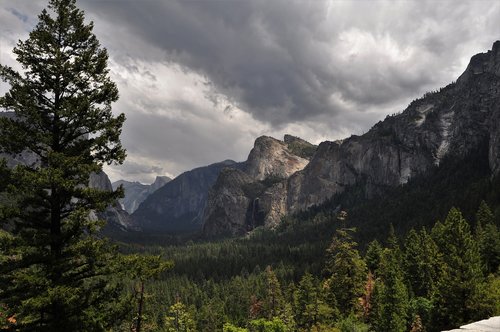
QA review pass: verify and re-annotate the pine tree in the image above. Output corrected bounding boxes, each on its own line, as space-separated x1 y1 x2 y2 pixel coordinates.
164 300 196 332
0 0 130 330
403 228 442 298
370 248 409 332
293 273 325 331
475 201 500 274
432 208 486 330
263 266 284 319
324 228 367 317
365 239 383 274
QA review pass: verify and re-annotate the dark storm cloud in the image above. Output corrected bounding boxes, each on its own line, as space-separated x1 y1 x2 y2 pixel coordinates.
79 0 500 127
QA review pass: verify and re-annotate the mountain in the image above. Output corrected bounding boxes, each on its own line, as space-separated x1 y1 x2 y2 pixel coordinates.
203 135 313 236
112 176 171 214
203 41 500 237
287 41 500 214
88 172 134 232
131 160 239 232
130 135 313 234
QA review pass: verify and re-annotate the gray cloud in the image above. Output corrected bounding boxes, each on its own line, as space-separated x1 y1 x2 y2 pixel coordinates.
79 0 500 125
2 0 500 182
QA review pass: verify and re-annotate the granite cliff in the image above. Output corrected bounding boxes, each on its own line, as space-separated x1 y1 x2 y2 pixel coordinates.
202 41 500 236
112 176 171 214
88 172 134 231
202 136 312 236
131 160 239 232
287 41 500 213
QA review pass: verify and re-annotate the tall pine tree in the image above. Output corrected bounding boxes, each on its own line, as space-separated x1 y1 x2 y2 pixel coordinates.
475 201 500 274
431 208 485 330
370 247 409 332
0 0 130 330
324 228 367 317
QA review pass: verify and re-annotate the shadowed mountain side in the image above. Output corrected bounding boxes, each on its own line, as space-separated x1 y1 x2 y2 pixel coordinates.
131 160 241 232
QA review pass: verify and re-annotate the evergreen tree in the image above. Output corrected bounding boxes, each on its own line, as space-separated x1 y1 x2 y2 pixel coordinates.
260 266 296 330
403 228 442 298
365 239 383 274
324 228 367 317
264 266 284 319
293 273 331 331
0 0 129 330
475 201 500 274
164 300 196 332
432 208 486 329
370 248 409 332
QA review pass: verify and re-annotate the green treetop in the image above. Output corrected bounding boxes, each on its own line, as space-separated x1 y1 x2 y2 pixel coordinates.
324 228 367 317
431 208 485 329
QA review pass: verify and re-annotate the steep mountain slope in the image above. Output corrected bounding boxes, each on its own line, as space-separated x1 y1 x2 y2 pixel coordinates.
88 172 134 231
131 160 239 232
286 41 500 214
201 41 500 237
112 176 171 214
203 136 312 236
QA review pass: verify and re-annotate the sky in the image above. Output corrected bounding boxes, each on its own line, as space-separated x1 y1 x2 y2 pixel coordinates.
1 0 500 183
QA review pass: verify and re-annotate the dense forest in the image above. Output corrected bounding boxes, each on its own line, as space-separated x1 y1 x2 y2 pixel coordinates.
112 146 500 331
118 201 500 332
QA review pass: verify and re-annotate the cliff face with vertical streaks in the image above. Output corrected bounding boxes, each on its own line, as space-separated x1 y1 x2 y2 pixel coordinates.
203 41 500 236
287 41 500 213
202 136 312 236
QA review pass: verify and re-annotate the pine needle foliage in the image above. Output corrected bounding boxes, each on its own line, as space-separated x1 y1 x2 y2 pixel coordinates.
0 0 134 330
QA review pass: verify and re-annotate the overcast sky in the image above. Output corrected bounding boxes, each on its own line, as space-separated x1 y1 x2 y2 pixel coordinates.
1 0 500 183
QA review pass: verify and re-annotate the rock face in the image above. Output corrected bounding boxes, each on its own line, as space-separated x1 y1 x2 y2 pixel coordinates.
244 136 310 180
287 41 500 213
112 176 171 214
202 168 254 237
89 172 134 231
131 160 239 232
149 176 171 192
202 136 313 236
204 41 500 236
283 134 317 160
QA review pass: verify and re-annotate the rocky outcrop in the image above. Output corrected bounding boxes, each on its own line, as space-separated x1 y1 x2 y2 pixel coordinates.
203 168 254 237
287 41 500 213
244 136 309 180
112 176 171 214
131 160 239 232
149 176 171 193
89 172 134 231
204 41 500 236
284 134 317 160
202 135 313 236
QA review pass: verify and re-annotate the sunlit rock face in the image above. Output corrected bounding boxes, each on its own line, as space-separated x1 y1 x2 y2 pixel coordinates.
287 41 500 213
202 135 313 236
244 136 309 181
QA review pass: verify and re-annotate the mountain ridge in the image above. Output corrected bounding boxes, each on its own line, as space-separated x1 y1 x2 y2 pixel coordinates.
112 175 171 214
201 41 500 236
